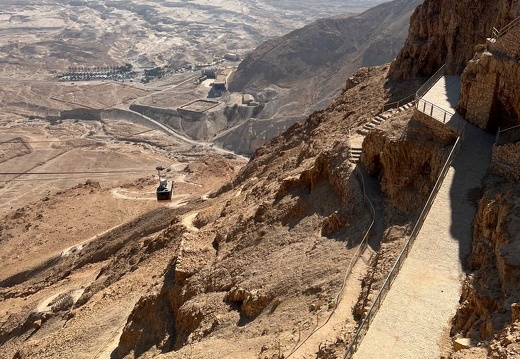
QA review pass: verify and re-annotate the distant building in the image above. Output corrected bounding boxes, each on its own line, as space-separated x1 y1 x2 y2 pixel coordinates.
242 94 255 105
213 79 227 91
197 75 208 84
202 67 218 79
224 53 240 61
210 74 227 98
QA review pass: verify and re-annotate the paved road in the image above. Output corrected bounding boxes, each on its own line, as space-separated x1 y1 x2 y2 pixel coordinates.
124 108 248 160
354 78 494 358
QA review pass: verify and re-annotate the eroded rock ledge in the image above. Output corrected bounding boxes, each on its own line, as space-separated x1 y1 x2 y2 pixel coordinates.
450 184 520 357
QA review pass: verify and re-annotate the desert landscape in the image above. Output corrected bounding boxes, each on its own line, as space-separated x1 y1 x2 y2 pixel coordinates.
0 1 393 358
0 0 385 78
0 0 391 211
2 0 520 358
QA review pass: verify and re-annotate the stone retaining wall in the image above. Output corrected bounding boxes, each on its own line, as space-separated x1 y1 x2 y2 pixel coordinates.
413 109 459 140
101 109 165 132
60 109 102 121
129 104 181 131
491 142 520 182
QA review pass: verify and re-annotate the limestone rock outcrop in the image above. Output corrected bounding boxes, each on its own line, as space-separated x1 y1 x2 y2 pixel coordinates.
457 25 520 131
492 142 520 182
450 184 520 355
361 109 456 213
390 0 520 80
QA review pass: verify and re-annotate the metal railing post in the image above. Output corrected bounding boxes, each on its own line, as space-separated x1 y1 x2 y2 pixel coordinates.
492 15 520 40
495 125 520 145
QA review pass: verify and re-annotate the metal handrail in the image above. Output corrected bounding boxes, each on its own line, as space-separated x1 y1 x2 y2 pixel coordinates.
492 27 500 39
285 166 376 358
415 98 465 135
498 124 520 134
343 131 465 358
334 167 376 311
492 15 520 40
416 98 454 123
381 93 416 113
415 64 446 100
496 124 520 145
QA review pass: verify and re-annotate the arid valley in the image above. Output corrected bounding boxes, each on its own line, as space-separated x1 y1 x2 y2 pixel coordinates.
2 0 520 359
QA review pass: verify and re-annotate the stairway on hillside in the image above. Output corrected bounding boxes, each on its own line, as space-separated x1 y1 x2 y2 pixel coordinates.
348 101 414 164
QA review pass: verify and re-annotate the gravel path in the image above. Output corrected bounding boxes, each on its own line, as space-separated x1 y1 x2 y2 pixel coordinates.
355 77 494 358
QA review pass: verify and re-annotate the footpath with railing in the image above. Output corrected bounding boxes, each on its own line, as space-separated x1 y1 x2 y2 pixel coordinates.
415 64 445 100
343 124 467 358
285 167 376 358
380 93 416 113
415 98 465 135
496 124 520 145
492 15 520 40
412 63 465 134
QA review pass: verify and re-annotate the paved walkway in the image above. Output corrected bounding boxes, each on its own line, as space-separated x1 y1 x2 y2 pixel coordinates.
417 76 462 127
354 78 494 358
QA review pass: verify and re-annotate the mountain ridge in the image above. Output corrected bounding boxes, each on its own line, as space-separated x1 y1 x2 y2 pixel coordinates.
229 0 421 119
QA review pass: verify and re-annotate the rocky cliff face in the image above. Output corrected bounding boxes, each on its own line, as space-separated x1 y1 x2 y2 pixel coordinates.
362 109 457 213
457 25 520 131
390 0 520 80
492 142 520 182
450 184 520 356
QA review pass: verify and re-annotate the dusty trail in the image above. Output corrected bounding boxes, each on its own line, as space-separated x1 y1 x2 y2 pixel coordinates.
286 253 371 358
124 107 249 161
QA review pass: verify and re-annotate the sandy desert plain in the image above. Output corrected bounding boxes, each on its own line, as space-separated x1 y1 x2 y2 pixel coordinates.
0 0 387 211
0 1 386 358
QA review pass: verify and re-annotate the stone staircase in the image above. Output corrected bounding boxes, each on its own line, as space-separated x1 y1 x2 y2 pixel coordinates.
349 101 415 164
357 113 388 136
348 147 363 163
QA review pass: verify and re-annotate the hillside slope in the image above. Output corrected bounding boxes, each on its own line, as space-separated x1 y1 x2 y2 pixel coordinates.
3 0 520 358
229 0 421 119
1 64 430 359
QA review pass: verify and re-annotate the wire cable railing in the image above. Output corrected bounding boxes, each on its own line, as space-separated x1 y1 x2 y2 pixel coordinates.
285 166 376 358
343 126 466 358
380 93 416 113
415 98 465 135
415 64 446 100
